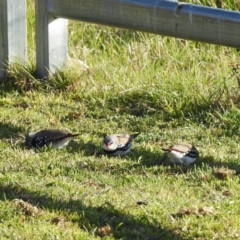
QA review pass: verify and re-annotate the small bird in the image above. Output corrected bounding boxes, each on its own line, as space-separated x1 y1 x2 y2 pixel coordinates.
25 129 80 149
161 143 199 166
102 133 140 156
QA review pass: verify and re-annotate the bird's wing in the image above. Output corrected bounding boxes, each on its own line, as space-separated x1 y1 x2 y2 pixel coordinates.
169 143 193 153
36 129 69 140
116 134 131 146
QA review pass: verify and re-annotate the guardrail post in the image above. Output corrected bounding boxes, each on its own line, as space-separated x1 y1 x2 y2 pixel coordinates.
0 0 27 80
35 0 68 78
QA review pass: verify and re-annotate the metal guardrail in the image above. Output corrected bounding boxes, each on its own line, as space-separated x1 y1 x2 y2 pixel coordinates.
1 0 240 79
35 0 240 78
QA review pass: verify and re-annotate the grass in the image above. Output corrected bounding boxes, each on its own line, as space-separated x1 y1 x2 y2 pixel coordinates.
0 0 240 239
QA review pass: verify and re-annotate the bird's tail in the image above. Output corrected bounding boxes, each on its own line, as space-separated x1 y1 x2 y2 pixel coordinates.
131 133 140 139
71 133 81 137
162 148 170 152
59 133 80 140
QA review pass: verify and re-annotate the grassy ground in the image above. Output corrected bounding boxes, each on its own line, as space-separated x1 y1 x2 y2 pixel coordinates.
1 0 240 239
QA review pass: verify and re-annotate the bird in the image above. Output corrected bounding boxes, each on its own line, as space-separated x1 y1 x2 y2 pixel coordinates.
161 143 199 166
25 129 80 149
102 133 140 156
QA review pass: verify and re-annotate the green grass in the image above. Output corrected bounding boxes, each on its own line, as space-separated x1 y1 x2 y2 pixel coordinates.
1 0 240 239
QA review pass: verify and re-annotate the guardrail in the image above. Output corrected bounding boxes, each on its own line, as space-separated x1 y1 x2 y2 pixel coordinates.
35 0 240 78
1 0 240 79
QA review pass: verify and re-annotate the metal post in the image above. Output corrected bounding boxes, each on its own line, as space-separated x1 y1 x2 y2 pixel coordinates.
35 0 68 78
0 0 27 80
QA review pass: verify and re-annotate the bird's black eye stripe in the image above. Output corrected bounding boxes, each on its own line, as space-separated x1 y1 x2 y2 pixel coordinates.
186 149 198 158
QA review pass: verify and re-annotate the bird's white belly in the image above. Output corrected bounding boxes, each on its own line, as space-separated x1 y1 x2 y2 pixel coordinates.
168 150 196 165
102 145 131 156
54 138 72 149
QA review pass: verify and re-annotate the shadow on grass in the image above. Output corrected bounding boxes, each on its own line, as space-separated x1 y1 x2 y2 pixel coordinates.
0 122 25 139
150 154 240 176
0 184 190 240
199 155 240 175
67 141 240 176
113 147 240 173
66 139 162 167
126 147 162 167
